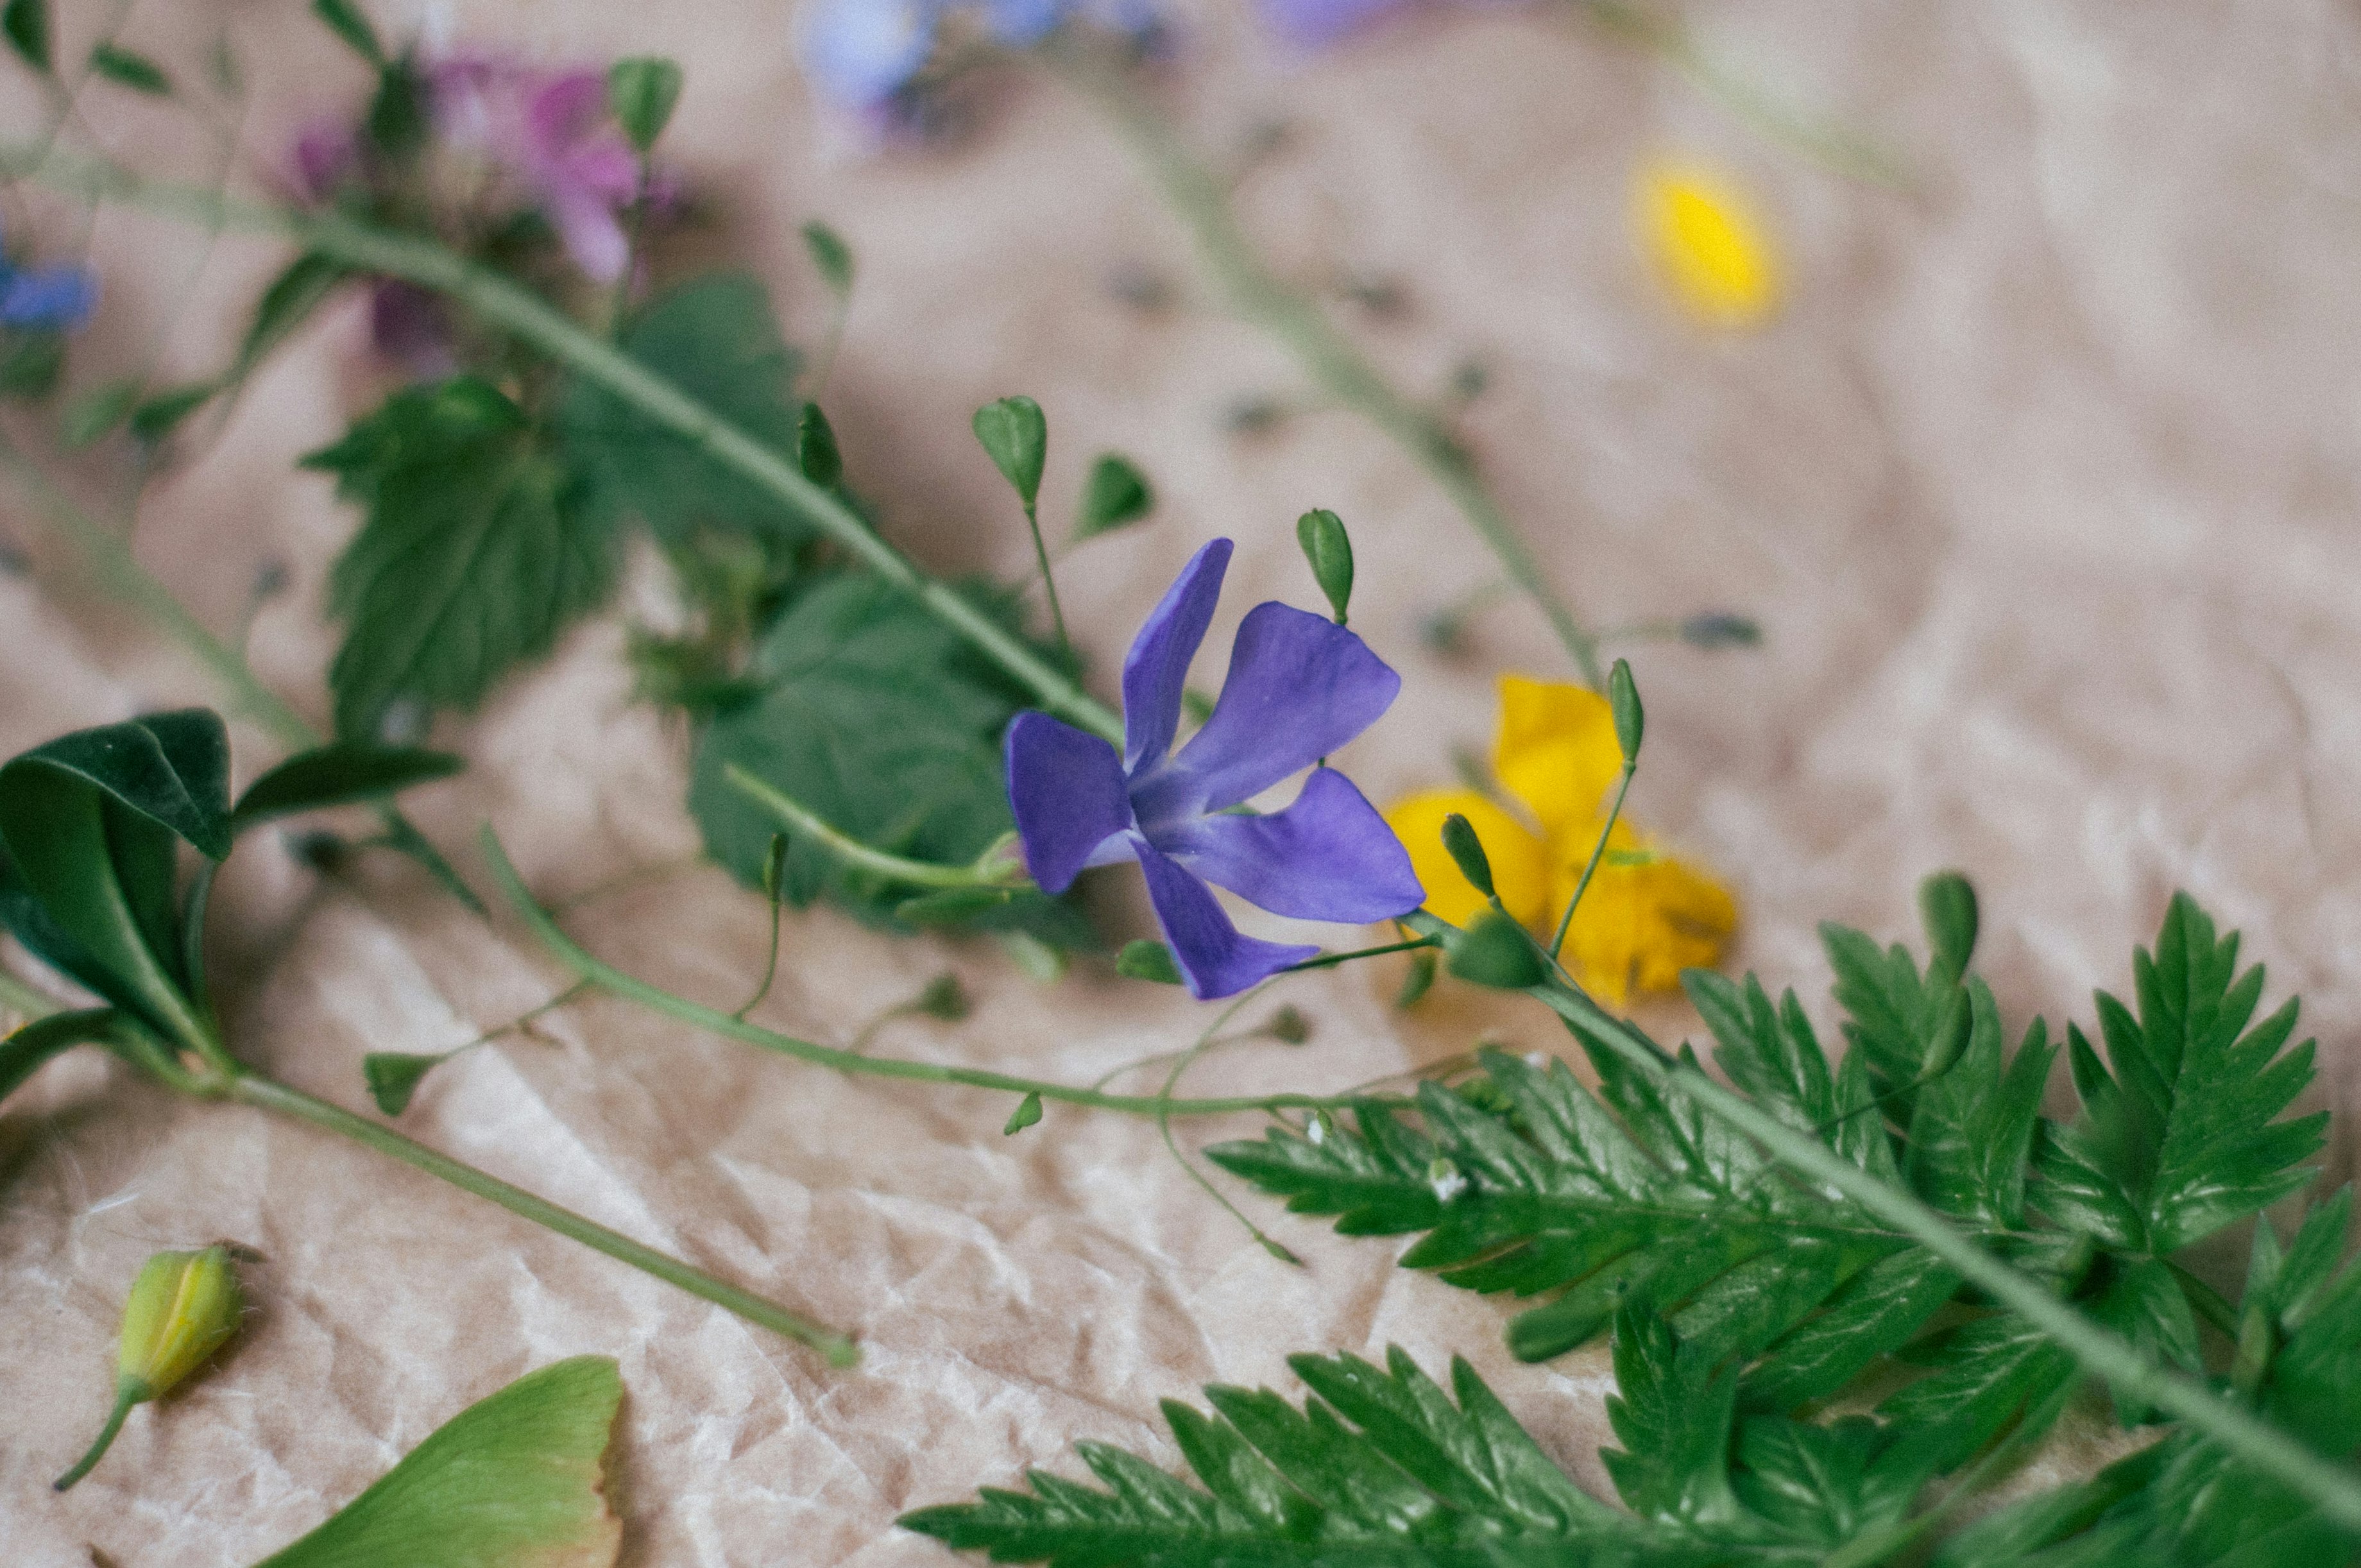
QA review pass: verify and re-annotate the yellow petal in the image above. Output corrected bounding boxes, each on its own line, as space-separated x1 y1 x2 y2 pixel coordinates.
1549 823 1739 1005
1636 160 1780 328
1492 676 1624 845
1383 788 1553 930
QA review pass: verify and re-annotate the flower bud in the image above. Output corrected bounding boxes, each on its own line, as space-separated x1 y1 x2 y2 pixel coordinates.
56 1244 244 1491
1295 508 1354 624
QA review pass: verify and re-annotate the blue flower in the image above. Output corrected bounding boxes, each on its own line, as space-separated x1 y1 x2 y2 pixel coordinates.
1005 538 1424 998
0 220 96 331
797 0 1164 115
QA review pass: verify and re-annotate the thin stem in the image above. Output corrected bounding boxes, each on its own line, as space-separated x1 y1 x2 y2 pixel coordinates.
1509 957 2361 1533
226 1071 858 1367
0 143 1123 746
0 439 481 912
1549 762 1635 957
1021 500 1071 655
53 1382 137 1492
1279 937 1438 974
490 831 1397 1120
1156 989 1302 1264
1053 53 1606 690
724 765 1007 891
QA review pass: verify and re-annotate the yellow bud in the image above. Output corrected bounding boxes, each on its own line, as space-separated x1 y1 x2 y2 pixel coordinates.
1635 160 1781 328
55 1244 244 1491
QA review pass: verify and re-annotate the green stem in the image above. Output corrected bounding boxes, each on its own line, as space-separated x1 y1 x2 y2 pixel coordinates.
1054 54 1606 690
723 765 1007 891
1279 937 1437 974
1549 762 1635 957
1509 955 2361 1533
226 1071 858 1367
53 1381 139 1492
0 142 1121 745
1021 501 1071 655
1155 989 1302 1265
490 831 1395 1120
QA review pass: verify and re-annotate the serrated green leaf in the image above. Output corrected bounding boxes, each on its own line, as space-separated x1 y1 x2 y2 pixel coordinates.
2079 1254 2201 1426
89 42 169 94
231 742 462 830
2033 894 2324 1254
1075 452 1154 539
250 1356 622 1568
688 572 1070 935
558 273 814 548
1878 1311 2075 1474
4 0 50 72
307 377 622 738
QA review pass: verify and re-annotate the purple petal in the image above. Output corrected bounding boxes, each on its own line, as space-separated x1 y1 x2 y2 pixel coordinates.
1255 0 1415 45
1005 712 1134 895
1150 766 1421 924
800 0 941 108
1133 836 1317 999
982 0 1068 44
527 71 612 157
1121 537 1232 776
547 186 631 282
1132 601 1400 822
0 266 96 330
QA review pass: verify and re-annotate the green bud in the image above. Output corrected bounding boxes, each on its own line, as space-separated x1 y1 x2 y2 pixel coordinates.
1075 453 1154 540
1607 658 1643 765
1447 910 1548 990
1295 508 1354 624
973 395 1048 510
1439 814 1496 899
606 56 683 155
57 1245 245 1490
914 973 970 1021
1265 1004 1311 1044
796 401 843 487
1003 1091 1043 1136
761 833 790 901
1116 939 1184 985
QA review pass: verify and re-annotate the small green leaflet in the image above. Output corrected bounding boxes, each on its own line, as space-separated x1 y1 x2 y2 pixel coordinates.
606 56 682 153
305 377 622 738
688 571 1080 942
364 1050 442 1116
556 273 812 547
4 0 49 72
1074 452 1154 540
903 1324 1948 1565
1116 939 1183 984
88 42 169 94
2034 892 2324 1256
250 1356 623 1568
310 0 384 65
803 221 855 297
230 742 463 831
973 396 1048 510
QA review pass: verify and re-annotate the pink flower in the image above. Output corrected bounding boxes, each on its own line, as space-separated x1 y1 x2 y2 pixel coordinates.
425 56 641 282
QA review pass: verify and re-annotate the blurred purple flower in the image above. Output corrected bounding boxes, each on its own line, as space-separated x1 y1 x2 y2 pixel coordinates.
1005 537 1422 998
290 118 359 201
798 0 1165 117
0 219 96 330
368 282 459 378
425 56 642 281
1256 0 1415 46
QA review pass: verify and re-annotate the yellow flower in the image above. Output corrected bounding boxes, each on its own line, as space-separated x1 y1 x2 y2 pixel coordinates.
1386 676 1737 1005
1635 160 1780 328
55 1244 246 1490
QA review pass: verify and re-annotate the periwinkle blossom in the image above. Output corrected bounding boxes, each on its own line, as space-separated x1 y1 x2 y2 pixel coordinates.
0 219 98 331
424 56 642 282
1005 538 1424 998
798 0 1163 120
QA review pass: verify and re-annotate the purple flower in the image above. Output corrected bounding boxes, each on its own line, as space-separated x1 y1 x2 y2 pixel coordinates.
797 0 1166 119
425 56 642 282
1256 0 1415 46
1005 538 1423 998
0 219 96 330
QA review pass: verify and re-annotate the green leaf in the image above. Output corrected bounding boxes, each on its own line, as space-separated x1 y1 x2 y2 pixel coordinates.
973 396 1047 509
1074 453 1154 540
1438 813 1496 898
0 328 64 400
362 1051 440 1116
1293 507 1353 622
606 55 681 153
4 0 49 72
2033 893 2324 1254
1003 1091 1043 1134
557 273 813 547
307 377 623 738
1607 658 1642 763
234 253 349 381
802 220 855 297
688 572 1068 935
129 382 217 445
796 401 842 487
0 712 229 1039
904 1334 1952 1565
231 743 463 830
1877 1311 2075 1474
1 1007 116 1102
88 42 169 94
310 0 384 64
60 377 139 447
1117 939 1184 984
250 1356 623 1568
2079 1254 2201 1426
1917 870 1978 978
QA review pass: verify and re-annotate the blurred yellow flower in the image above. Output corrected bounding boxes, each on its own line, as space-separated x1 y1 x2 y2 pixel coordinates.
1636 160 1780 328
1386 676 1737 1004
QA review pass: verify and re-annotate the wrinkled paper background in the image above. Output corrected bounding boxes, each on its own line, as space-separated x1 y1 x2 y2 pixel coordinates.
7 1 2361 1562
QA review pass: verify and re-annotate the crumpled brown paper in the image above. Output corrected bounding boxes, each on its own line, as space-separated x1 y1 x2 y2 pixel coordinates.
6 0 2361 1562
